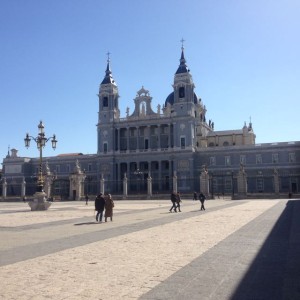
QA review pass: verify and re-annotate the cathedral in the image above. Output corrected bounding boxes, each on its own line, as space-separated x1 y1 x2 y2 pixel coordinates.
1 46 299 200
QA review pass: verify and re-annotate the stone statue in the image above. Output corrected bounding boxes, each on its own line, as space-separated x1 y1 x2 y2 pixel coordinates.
157 104 161 114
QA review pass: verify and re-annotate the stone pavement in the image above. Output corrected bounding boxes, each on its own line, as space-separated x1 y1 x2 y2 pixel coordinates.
0 198 299 300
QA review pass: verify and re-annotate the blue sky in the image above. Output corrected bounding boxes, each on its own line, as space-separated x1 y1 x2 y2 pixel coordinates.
1 0 299 160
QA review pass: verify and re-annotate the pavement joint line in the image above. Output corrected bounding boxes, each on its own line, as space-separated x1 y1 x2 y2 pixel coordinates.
0 200 238 231
140 200 293 299
0 201 244 267
1 199 299 299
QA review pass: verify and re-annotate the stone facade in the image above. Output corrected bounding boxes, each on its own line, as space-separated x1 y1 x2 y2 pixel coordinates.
1 47 300 199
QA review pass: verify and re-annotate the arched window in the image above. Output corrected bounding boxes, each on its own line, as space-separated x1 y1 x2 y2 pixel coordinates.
208 142 215 147
223 141 229 146
179 87 185 98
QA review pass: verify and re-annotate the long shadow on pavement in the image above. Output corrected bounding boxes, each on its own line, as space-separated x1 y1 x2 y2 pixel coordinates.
231 200 300 300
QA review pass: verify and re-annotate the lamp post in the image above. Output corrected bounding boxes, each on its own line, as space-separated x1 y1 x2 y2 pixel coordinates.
24 121 57 210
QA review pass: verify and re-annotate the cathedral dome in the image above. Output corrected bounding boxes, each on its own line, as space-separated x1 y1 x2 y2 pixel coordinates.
164 91 199 106
165 92 175 106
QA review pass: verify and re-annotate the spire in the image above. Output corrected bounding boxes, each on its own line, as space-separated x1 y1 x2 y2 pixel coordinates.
248 116 253 131
101 52 116 85
6 145 10 158
176 38 189 74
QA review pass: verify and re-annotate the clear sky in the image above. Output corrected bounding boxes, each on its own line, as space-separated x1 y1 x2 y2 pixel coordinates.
1 0 299 160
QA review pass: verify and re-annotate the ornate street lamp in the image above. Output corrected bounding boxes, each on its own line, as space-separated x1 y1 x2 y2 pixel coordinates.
24 121 57 192
24 121 57 210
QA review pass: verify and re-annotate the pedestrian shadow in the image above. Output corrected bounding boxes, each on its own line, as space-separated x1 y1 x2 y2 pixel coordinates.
74 221 98 226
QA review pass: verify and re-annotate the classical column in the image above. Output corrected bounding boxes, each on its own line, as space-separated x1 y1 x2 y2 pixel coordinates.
137 126 139 151
200 166 209 198
126 127 129 152
117 128 120 151
158 125 161 149
168 124 171 148
173 171 178 193
273 168 279 195
147 125 150 149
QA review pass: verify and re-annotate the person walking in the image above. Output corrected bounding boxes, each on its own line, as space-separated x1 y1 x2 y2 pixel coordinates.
176 192 182 212
193 192 197 201
104 193 114 222
169 191 177 212
199 192 206 211
85 194 89 205
95 193 105 222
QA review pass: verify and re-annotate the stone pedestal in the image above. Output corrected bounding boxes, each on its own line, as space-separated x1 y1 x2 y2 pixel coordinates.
123 174 128 199
147 175 152 199
28 191 51 211
200 166 209 198
237 164 247 199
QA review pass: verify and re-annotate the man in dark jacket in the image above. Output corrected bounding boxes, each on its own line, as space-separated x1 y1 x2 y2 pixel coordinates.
95 193 105 222
169 191 178 213
199 192 206 211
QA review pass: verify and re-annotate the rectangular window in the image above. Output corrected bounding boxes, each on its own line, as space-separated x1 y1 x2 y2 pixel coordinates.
209 157 216 166
56 165 60 173
225 178 232 191
289 153 295 163
225 156 231 166
180 137 186 149
103 143 108 153
130 128 136 137
256 154 262 164
150 127 158 135
88 164 92 172
240 155 246 165
272 153 278 163
66 165 70 173
257 178 264 192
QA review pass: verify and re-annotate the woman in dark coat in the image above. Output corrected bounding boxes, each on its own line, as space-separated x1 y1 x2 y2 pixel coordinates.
105 194 114 222
95 193 105 222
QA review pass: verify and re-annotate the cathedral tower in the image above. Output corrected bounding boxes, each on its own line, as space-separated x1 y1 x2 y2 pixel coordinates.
97 54 120 154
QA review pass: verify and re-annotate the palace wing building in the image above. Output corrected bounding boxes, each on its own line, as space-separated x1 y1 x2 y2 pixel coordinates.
1 47 300 199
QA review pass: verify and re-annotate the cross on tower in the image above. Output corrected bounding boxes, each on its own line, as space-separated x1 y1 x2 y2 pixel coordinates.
106 51 111 62
180 38 185 49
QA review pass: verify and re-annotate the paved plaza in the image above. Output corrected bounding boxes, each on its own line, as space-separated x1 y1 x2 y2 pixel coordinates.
0 198 300 300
